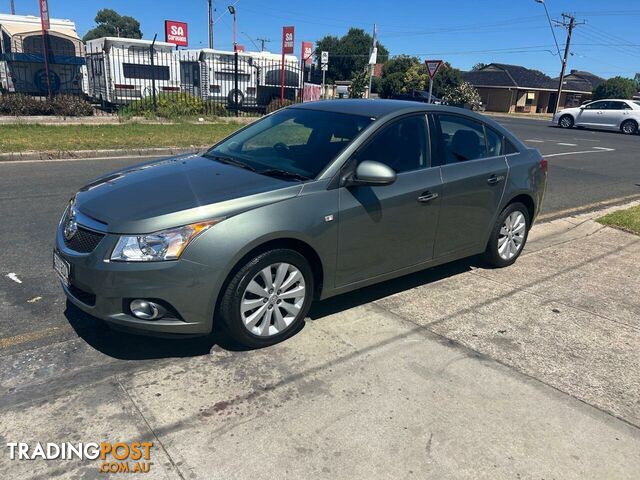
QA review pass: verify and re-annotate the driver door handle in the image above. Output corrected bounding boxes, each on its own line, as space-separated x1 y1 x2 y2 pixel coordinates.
417 191 439 203
487 174 505 185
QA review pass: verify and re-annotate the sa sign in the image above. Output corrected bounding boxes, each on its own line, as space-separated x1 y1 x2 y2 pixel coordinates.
282 26 294 54
165 20 188 47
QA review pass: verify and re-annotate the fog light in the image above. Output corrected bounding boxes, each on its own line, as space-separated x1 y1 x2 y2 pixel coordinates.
130 300 165 320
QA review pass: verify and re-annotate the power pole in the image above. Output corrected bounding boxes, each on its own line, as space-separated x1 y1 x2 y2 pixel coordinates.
10 0 15 14
553 13 582 114
208 0 214 49
256 37 271 51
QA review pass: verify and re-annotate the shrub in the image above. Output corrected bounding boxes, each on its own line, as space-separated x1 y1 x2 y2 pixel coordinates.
442 82 482 110
265 98 294 114
593 77 636 101
0 93 93 116
50 95 94 116
121 93 227 119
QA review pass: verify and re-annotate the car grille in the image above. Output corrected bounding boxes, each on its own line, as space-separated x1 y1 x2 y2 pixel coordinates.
67 283 96 306
63 226 105 254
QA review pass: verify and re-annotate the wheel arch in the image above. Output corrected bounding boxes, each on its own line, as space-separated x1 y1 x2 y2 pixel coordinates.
503 193 536 222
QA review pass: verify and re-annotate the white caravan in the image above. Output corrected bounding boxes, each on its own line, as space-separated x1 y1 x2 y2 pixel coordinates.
85 37 180 104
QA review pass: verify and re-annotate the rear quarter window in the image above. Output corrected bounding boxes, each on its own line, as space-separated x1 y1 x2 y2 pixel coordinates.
504 139 519 155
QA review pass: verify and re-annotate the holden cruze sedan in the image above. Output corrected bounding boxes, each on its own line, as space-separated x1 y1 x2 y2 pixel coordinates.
553 98 640 134
54 100 547 347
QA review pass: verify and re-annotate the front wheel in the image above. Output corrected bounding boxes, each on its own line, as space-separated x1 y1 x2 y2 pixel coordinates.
559 114 574 129
483 203 530 268
219 249 314 348
621 119 638 135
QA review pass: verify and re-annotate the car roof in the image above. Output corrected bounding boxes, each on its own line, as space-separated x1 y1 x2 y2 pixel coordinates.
291 99 435 118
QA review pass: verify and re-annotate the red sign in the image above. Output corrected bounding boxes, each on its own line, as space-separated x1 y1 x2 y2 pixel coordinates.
301 41 313 65
282 26 294 55
165 20 188 47
39 0 50 30
424 60 443 79
234 44 245 53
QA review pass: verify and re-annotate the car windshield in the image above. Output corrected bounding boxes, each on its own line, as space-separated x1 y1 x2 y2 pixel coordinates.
205 108 373 180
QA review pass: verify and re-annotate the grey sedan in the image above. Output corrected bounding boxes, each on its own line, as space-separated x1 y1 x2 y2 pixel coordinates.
54 100 547 347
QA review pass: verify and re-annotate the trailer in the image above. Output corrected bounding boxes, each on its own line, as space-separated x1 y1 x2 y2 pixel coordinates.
176 48 301 108
0 13 85 95
85 37 180 105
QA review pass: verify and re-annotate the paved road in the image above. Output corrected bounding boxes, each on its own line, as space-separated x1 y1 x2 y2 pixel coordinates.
493 115 640 219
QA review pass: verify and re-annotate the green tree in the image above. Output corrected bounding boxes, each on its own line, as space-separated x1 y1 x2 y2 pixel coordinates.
349 68 369 98
472 62 487 71
592 76 636 100
379 57 462 99
315 28 389 83
431 63 463 98
83 9 143 41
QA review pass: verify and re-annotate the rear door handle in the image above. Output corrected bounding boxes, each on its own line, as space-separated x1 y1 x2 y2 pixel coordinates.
487 174 505 185
417 192 439 203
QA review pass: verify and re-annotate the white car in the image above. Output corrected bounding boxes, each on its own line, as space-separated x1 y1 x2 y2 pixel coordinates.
553 99 640 135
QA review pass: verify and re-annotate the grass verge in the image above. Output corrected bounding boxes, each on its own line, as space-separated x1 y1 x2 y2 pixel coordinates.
597 205 640 235
0 123 242 153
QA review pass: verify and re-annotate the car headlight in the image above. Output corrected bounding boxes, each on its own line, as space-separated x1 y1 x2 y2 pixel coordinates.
110 220 223 262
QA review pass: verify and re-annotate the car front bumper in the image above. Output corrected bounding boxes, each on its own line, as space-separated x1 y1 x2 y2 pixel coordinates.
55 224 220 336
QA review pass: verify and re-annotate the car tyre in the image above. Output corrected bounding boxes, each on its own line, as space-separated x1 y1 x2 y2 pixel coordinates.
559 114 574 129
220 249 314 348
621 119 638 135
483 202 530 268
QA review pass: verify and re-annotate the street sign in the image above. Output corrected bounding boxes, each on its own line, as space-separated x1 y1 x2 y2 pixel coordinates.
165 20 188 47
321 64 328 71
321 51 329 65
424 60 443 79
39 0 50 30
302 41 313 65
368 47 377 65
282 26 295 54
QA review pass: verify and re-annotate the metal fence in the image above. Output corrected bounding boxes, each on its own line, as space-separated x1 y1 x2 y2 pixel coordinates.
1 36 312 117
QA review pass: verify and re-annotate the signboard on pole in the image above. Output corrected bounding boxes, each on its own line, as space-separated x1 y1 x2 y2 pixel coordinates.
281 26 295 101
368 47 378 65
302 41 313 65
282 26 295 54
320 51 329 65
39 0 50 30
165 20 188 47
424 60 443 79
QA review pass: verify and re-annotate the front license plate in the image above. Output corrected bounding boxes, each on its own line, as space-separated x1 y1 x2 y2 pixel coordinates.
53 251 70 286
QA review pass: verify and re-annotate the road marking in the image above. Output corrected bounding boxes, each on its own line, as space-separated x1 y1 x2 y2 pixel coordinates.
6 273 22 284
27 296 42 303
538 193 640 221
557 143 578 146
0 327 61 349
592 146 611 150
544 148 615 158
525 139 545 143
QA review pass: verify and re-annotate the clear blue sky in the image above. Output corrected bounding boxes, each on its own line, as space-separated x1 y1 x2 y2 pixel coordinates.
4 0 639 79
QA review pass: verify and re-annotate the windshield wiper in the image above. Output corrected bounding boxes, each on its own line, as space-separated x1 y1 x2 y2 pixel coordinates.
259 169 310 181
206 154 256 172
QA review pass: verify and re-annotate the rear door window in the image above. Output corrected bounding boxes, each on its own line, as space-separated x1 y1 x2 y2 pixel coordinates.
434 114 488 164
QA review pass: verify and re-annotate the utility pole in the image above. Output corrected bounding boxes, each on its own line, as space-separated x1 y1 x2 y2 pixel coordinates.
208 0 214 49
553 13 582 114
10 0 15 15
256 37 271 51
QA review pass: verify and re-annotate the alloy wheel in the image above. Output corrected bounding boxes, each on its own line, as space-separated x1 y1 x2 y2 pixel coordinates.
497 211 526 260
622 121 637 135
560 116 573 128
240 262 306 337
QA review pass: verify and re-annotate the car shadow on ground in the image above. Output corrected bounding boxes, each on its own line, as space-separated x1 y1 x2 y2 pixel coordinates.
65 256 481 360
309 256 479 320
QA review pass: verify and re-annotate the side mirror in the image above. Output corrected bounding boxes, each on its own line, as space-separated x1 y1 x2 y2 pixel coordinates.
349 160 397 186
579 105 585 110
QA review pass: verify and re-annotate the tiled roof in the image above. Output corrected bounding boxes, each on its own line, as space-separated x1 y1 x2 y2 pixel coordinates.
463 63 597 93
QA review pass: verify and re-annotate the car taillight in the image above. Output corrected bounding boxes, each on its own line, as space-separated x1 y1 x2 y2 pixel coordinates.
540 158 548 174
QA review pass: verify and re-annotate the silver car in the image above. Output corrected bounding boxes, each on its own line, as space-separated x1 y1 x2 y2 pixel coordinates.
554 99 640 134
54 100 547 347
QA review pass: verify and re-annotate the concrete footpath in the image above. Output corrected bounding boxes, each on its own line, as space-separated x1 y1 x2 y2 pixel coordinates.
0 204 639 479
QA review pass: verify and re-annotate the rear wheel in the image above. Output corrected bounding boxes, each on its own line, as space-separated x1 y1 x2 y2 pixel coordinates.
219 249 313 348
621 119 638 135
483 203 530 268
559 114 574 129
